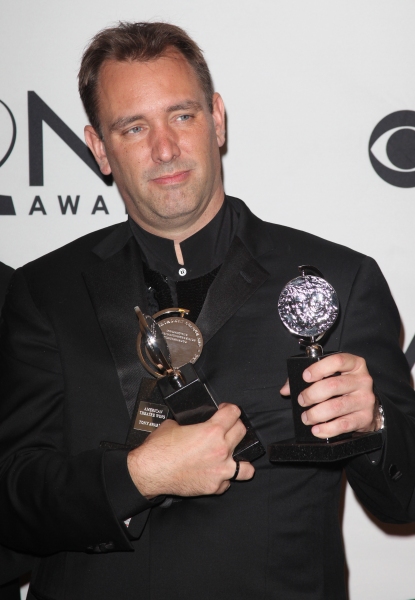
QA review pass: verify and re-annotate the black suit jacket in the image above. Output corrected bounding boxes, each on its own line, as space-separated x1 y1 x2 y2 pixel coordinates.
0 261 33 589
0 262 13 311
1 198 415 600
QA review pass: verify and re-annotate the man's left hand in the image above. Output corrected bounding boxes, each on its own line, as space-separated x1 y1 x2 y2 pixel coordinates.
279 353 381 439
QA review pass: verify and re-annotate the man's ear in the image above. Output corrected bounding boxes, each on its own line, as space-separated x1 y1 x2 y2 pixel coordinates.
212 93 226 148
84 126 112 175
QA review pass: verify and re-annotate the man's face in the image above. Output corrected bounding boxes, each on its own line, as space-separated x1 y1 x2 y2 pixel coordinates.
85 51 225 236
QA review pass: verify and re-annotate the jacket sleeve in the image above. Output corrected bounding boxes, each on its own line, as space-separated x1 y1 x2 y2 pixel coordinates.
340 256 415 522
0 269 153 556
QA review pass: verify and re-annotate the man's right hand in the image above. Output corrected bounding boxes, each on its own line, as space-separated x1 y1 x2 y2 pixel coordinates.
127 403 255 499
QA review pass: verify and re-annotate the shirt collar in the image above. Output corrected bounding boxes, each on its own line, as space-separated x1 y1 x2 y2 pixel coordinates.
129 197 238 280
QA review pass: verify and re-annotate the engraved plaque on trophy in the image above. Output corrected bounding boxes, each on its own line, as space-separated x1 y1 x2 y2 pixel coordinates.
103 307 265 462
268 265 383 463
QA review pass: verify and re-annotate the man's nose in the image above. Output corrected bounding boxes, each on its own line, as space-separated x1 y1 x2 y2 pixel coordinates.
150 125 181 163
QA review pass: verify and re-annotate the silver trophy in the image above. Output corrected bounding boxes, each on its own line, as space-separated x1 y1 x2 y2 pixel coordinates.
278 268 339 351
268 265 382 462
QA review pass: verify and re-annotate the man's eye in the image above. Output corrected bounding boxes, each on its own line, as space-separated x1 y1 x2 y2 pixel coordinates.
177 114 191 122
127 126 143 134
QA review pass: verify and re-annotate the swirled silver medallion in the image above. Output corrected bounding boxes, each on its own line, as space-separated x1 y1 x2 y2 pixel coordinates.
278 274 339 339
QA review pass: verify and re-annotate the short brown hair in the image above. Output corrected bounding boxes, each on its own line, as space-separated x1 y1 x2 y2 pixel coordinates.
78 21 214 137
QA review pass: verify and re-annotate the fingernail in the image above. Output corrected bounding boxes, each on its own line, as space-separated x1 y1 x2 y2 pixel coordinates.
301 411 308 424
312 425 320 435
298 394 305 406
303 370 311 381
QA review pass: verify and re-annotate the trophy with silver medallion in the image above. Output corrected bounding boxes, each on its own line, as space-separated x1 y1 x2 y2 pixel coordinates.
268 266 383 462
125 306 264 462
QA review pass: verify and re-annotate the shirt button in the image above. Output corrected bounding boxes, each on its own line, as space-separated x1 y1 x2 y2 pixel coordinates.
178 268 187 276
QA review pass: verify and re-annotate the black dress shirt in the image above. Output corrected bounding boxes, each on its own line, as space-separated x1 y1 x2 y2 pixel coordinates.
129 198 238 321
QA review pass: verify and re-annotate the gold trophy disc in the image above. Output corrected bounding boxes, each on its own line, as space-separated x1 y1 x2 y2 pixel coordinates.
153 308 203 368
157 317 203 368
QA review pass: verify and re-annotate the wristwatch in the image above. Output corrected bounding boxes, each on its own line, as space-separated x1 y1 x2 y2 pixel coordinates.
375 400 385 431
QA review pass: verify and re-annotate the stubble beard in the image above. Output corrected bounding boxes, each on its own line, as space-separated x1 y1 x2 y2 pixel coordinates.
136 161 215 228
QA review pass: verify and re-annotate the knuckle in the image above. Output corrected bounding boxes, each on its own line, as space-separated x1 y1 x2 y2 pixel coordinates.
217 402 229 409
360 373 373 389
229 404 241 418
214 479 226 494
356 356 367 369
326 376 340 394
208 422 223 438
338 417 351 432
361 407 375 426
214 442 229 462
236 419 247 437
204 424 227 450
332 353 345 370
360 390 374 407
207 481 220 495
308 406 322 425
366 407 375 422
302 388 316 405
331 396 344 414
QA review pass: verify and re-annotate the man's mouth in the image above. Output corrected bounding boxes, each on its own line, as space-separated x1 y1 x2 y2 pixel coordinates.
151 170 190 185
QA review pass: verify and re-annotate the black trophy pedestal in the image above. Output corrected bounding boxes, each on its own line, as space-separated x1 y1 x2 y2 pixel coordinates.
102 363 265 462
158 363 217 425
159 363 264 461
268 353 383 463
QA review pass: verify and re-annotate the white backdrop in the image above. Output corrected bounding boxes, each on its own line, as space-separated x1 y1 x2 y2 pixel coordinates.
1 1 415 598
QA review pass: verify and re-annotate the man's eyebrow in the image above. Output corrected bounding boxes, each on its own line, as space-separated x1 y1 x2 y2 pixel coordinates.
109 115 144 132
166 100 203 113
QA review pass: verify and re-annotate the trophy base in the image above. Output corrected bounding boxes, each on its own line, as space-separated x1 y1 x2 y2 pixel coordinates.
101 368 265 462
233 410 265 462
158 363 265 462
268 430 383 463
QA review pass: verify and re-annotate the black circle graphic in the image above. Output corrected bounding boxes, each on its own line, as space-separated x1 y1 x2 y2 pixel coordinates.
369 110 415 188
0 100 16 168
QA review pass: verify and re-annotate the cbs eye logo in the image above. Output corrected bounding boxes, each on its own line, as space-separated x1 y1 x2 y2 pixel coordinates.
369 110 415 188
0 100 16 168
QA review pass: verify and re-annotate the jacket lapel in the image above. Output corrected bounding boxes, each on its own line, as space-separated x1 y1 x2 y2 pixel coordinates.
83 232 150 418
197 235 270 344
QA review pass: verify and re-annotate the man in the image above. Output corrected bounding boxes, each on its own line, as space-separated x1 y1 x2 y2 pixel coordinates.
0 262 32 600
0 22 415 600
